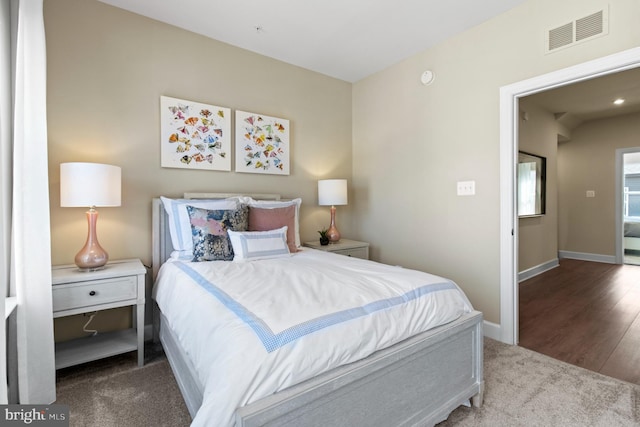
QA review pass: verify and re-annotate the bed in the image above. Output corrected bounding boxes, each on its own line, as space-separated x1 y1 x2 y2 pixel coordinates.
151 193 484 427
624 217 640 251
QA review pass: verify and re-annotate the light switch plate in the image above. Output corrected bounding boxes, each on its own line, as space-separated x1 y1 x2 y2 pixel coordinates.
457 181 476 196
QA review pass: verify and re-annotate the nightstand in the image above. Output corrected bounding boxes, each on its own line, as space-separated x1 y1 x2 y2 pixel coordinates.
303 239 370 259
51 259 146 369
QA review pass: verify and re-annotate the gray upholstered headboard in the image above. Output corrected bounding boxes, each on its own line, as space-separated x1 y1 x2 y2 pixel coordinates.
151 193 281 280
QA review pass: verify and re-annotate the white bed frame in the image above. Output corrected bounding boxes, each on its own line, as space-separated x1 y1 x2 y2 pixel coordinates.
151 194 484 426
624 237 640 251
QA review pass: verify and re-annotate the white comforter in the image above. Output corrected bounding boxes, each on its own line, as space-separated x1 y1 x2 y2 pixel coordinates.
153 248 473 426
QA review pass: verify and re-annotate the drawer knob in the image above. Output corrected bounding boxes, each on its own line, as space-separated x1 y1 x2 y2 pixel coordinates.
89 290 96 296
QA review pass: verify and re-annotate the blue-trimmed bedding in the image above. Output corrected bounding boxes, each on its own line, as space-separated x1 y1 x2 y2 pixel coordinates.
153 248 473 426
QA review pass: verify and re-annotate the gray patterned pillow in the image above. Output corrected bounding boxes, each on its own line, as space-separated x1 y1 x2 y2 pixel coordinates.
186 204 249 261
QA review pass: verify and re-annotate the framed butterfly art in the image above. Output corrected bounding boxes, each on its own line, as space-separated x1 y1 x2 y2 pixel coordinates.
160 96 231 171
235 110 290 175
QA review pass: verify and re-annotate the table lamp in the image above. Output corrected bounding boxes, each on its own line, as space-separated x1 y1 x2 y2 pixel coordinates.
60 162 121 271
318 179 348 243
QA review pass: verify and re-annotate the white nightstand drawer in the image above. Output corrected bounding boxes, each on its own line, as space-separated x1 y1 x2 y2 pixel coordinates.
303 239 370 260
333 247 368 259
53 276 137 312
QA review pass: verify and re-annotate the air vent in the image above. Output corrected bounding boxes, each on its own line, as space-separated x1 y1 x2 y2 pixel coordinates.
576 10 604 41
545 7 608 54
548 23 573 51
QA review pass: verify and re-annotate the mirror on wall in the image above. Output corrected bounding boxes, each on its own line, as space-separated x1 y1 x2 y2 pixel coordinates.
517 151 546 217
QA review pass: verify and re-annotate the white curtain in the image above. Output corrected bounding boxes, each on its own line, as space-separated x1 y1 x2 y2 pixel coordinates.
0 0 12 405
0 0 55 404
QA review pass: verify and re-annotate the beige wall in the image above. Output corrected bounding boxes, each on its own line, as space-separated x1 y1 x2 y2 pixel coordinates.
45 0 352 339
558 112 640 255
45 0 640 334
46 0 353 267
352 0 640 324
517 99 559 272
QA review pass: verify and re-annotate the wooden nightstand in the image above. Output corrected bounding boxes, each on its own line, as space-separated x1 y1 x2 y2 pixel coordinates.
303 239 370 259
51 259 146 369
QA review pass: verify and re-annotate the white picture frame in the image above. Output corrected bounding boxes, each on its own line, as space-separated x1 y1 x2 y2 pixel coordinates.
235 110 290 175
160 96 231 171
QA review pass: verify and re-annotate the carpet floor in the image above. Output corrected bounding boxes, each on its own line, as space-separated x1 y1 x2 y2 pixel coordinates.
55 342 191 427
55 339 640 426
439 338 640 426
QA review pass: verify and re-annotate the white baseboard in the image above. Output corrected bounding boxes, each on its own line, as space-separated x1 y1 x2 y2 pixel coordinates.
558 250 616 264
518 258 559 283
483 320 501 341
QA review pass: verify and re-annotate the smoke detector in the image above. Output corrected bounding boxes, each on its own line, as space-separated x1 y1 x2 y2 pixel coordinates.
420 70 435 86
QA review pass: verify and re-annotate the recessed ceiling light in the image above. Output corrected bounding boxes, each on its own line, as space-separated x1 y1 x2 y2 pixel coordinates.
613 98 625 105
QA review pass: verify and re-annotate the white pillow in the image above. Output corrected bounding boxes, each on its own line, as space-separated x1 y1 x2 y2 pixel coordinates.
228 226 291 262
169 250 193 261
160 196 239 253
244 198 302 247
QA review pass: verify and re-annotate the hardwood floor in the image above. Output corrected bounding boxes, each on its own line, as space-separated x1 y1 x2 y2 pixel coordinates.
519 258 640 385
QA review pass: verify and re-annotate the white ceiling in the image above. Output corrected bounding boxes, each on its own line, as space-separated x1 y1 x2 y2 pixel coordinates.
97 0 528 82
525 67 640 129
95 1 640 125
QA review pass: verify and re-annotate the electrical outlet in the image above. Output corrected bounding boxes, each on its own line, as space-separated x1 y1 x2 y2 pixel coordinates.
457 180 476 196
586 190 595 198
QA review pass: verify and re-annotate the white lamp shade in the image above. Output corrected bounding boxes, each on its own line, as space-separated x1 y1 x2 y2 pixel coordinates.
318 179 348 206
60 162 121 207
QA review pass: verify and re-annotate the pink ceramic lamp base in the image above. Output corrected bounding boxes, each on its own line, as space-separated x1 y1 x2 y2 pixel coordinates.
327 205 341 243
75 208 109 271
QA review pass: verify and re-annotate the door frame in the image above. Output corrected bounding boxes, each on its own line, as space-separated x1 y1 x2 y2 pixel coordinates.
499 47 640 345
615 147 640 264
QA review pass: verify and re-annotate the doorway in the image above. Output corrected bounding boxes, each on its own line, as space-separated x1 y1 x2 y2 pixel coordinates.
499 47 640 345
618 149 640 266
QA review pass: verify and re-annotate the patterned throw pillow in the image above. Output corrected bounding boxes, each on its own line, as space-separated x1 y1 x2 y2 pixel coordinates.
186 205 249 261
160 196 239 253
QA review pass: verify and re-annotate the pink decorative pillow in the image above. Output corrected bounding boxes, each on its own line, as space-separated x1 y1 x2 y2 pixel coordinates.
248 205 298 253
